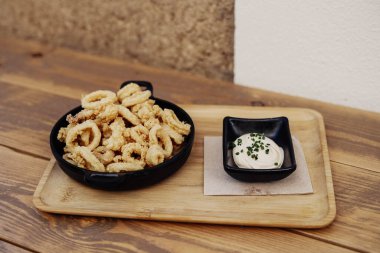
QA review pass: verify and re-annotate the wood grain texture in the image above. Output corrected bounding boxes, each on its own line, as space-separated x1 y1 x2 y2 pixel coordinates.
0 241 31 253
0 37 379 252
0 146 352 253
0 37 379 172
0 81 78 159
33 106 335 228
296 161 380 252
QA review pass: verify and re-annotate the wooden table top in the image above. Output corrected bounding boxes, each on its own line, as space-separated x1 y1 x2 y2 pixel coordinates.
0 37 379 253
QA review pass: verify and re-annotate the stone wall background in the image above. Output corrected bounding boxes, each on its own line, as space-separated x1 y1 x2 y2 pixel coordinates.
0 0 234 81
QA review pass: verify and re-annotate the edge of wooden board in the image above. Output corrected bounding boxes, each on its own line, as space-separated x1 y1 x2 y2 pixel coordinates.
303 108 336 228
32 158 56 210
32 106 336 229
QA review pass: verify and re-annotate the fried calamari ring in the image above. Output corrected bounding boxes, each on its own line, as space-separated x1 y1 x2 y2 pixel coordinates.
118 105 140 126
106 162 144 172
57 128 67 142
152 104 163 117
158 131 172 158
93 146 115 165
113 155 123 163
143 117 160 130
121 143 147 166
82 90 117 109
146 144 165 166
137 106 154 121
63 153 80 166
103 117 126 151
128 124 149 145
131 99 155 113
117 83 141 101
100 123 112 138
73 146 105 172
161 109 191 135
79 129 91 146
67 109 96 124
96 104 119 124
57 123 75 142
121 90 151 107
148 124 162 144
162 124 184 145
66 120 101 151
149 124 173 158
135 101 156 121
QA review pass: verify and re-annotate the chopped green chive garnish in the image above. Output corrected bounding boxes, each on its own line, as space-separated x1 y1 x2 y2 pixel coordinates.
234 133 276 162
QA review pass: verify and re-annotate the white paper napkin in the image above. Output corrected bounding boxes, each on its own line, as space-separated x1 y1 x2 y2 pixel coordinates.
204 136 313 195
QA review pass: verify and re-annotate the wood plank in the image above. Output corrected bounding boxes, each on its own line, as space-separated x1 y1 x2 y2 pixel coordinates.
0 85 377 251
0 241 31 253
0 146 353 253
0 37 379 171
296 161 380 252
0 82 78 159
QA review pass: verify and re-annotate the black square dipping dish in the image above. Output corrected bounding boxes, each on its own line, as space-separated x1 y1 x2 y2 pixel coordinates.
223 116 296 182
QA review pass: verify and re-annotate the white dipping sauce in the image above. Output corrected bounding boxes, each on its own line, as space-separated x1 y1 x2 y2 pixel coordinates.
232 133 284 169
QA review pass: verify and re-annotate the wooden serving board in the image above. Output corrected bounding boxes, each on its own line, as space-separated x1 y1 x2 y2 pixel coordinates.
33 105 336 228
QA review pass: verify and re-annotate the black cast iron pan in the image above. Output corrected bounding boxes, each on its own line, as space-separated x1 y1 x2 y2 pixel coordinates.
50 81 195 190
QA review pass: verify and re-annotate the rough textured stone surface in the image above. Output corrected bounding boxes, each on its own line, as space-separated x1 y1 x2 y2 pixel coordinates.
0 0 234 81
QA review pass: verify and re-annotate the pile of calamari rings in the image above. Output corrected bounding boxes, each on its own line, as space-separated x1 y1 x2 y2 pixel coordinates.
57 83 191 173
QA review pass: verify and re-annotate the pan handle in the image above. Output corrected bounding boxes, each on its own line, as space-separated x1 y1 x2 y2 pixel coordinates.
84 173 124 189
